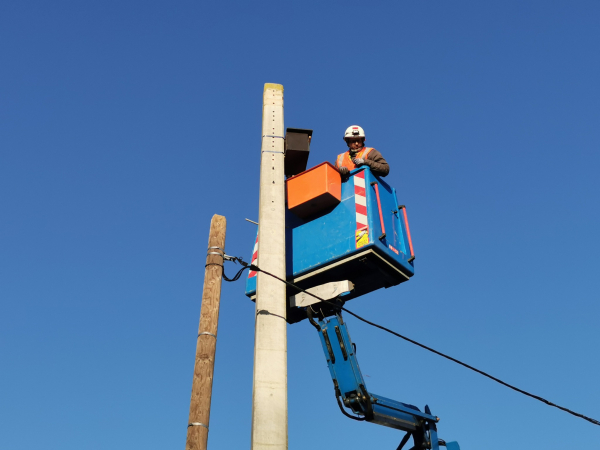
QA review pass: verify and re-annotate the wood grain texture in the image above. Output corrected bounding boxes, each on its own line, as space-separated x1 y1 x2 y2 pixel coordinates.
185 214 226 450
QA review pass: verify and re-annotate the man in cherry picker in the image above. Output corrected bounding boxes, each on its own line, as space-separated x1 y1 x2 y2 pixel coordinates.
335 125 390 178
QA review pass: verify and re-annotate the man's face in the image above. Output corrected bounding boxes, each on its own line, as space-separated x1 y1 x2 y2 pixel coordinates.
346 138 365 151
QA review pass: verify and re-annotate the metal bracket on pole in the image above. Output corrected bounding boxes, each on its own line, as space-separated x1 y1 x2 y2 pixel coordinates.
198 332 217 339
290 281 354 308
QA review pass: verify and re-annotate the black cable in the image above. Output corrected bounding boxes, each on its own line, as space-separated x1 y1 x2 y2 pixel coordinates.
205 260 250 282
223 265 249 282
222 256 600 428
335 395 366 421
338 308 600 427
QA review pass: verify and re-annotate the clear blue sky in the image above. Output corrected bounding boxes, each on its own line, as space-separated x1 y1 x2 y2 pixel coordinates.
1 1 599 449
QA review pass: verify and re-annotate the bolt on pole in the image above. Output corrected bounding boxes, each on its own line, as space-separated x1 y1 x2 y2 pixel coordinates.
251 83 288 450
186 214 227 450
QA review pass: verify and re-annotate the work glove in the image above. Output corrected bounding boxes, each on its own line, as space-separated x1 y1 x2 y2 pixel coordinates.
352 158 365 166
339 166 349 176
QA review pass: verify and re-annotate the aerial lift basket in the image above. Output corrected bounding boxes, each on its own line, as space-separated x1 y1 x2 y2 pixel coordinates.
246 164 415 323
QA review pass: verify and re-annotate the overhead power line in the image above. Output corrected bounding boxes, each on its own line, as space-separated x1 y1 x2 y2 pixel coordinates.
216 255 600 428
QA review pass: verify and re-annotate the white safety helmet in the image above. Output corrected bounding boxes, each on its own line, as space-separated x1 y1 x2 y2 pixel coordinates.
343 125 365 141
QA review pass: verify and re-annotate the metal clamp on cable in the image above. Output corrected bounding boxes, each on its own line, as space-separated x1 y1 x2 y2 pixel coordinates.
207 253 254 282
207 247 237 262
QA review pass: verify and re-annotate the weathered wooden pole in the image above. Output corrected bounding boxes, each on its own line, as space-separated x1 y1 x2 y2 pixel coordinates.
185 214 227 450
251 83 288 449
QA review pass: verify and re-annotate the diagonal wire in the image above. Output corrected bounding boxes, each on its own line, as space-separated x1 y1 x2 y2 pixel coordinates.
226 257 600 427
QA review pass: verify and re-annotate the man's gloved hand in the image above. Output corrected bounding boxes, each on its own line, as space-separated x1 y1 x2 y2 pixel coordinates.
352 158 365 166
339 166 349 176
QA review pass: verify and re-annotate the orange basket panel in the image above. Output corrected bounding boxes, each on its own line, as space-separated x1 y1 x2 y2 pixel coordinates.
286 162 341 218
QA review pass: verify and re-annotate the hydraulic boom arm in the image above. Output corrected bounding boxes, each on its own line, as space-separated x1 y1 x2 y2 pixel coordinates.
307 310 460 450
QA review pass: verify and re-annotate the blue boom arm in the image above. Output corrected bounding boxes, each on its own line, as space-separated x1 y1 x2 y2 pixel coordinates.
308 310 460 450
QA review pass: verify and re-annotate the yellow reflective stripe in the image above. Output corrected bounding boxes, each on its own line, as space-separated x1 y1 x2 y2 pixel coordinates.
360 147 373 159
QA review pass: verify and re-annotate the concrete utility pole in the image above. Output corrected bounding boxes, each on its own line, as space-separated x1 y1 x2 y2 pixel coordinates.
251 83 288 449
186 214 227 450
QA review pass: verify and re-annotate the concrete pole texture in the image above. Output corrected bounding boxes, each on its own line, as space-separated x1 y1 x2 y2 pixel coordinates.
251 83 288 450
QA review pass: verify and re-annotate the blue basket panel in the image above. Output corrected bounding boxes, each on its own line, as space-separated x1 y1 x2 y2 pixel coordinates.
390 188 408 256
360 169 414 275
289 176 358 277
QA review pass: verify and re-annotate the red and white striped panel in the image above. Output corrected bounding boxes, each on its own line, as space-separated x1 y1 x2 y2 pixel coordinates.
248 234 258 278
354 171 369 248
354 171 368 229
